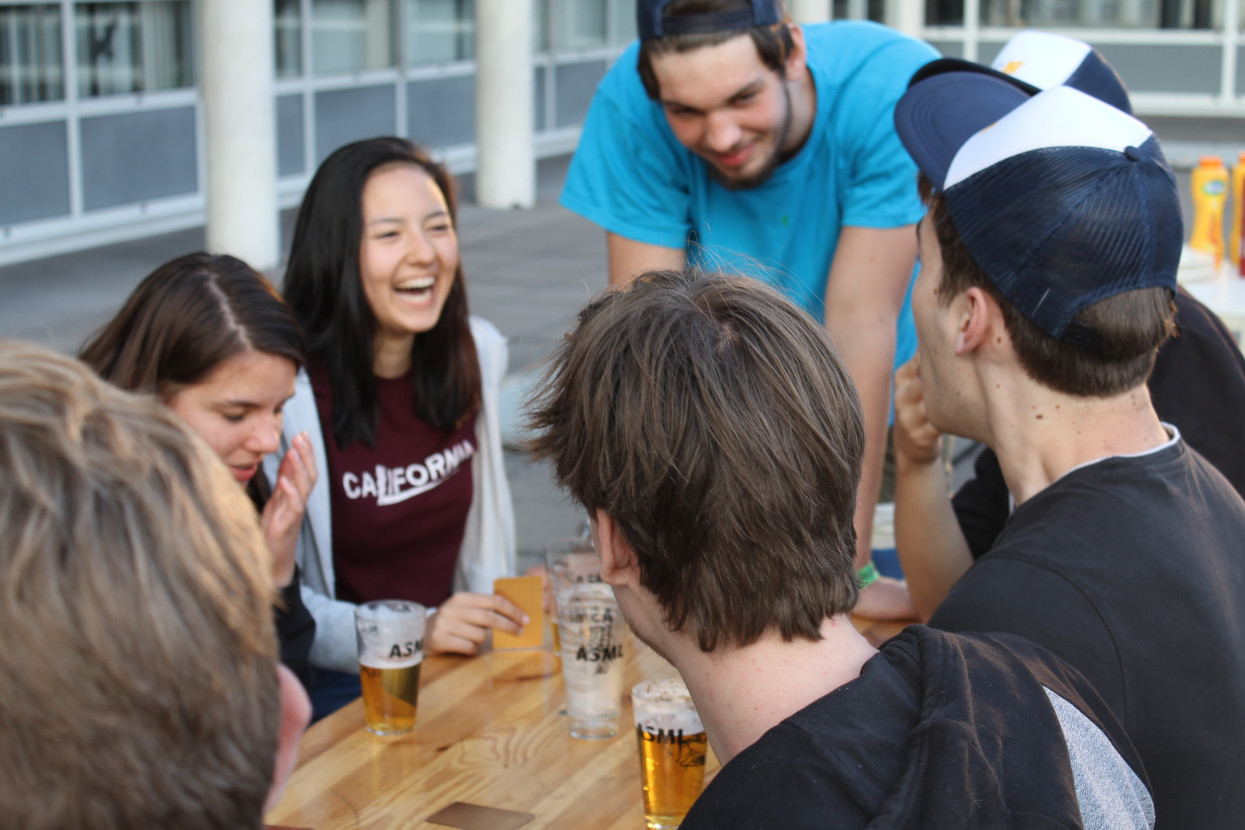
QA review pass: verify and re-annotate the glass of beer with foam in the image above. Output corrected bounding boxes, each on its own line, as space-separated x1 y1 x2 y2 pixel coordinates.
632 678 707 829
355 599 425 736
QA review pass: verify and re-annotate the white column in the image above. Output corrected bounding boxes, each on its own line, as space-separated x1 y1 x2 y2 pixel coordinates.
963 0 980 62
1221 0 1240 101
790 0 832 23
476 0 535 210
885 0 925 36
201 0 278 270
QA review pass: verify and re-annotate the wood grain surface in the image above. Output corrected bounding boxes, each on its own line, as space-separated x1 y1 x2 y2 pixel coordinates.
266 616 911 829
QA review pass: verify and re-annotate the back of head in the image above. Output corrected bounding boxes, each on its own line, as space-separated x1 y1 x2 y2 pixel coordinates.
636 0 793 99
896 72 1179 396
528 270 864 652
0 341 280 830
78 252 303 399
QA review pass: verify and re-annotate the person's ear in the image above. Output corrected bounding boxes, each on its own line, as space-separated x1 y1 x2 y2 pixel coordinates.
783 23 807 81
593 509 639 588
263 664 312 814
955 286 995 356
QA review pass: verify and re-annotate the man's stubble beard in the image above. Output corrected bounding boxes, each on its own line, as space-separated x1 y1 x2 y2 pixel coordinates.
707 82 794 192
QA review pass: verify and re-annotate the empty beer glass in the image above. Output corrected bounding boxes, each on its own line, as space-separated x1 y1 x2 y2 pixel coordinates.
355 599 425 736
557 581 625 738
545 537 601 655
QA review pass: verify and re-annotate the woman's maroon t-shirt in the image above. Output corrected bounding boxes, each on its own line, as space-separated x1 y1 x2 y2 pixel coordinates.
309 362 476 608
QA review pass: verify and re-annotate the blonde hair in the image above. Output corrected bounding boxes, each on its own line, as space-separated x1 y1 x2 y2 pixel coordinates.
0 340 280 830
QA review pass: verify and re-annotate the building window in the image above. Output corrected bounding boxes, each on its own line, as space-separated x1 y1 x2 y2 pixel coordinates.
311 0 398 75
552 0 606 50
925 0 1217 29
833 0 885 20
0 3 63 105
408 0 473 64
611 0 636 44
74 0 192 98
275 0 302 77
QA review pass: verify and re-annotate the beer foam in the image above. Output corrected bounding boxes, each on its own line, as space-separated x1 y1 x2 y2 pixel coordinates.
360 652 422 670
632 678 703 733
357 600 424 622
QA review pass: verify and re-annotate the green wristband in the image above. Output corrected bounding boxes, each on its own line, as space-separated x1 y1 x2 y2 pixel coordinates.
857 561 880 589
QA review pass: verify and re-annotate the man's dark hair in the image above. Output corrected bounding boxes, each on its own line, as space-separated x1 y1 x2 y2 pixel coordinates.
637 0 794 100
920 175 1174 397
528 270 864 651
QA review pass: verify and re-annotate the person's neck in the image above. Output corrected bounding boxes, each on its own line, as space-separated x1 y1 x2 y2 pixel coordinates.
779 67 817 161
669 615 876 765
983 372 1169 504
372 333 414 379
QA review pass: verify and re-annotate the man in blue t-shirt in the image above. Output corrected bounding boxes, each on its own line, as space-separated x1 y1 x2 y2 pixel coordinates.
561 0 937 619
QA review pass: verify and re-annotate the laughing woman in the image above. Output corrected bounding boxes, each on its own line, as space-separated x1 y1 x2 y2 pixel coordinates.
276 137 520 710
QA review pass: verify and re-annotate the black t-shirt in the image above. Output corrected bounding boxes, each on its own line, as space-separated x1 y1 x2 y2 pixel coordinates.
933 441 1245 828
683 627 1152 830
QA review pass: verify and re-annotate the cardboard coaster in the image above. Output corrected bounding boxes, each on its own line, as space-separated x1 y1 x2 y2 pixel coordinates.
426 801 535 830
492 576 544 650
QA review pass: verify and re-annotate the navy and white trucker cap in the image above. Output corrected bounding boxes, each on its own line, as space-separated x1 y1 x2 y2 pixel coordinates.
907 31 1131 116
637 0 781 42
895 76 1180 346
991 30 1132 114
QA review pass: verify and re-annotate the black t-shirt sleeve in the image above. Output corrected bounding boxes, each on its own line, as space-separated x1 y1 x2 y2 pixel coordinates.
929 556 1127 718
951 447 1011 560
276 566 317 692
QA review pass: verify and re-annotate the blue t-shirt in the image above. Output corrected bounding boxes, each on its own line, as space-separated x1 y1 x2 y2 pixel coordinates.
561 21 937 372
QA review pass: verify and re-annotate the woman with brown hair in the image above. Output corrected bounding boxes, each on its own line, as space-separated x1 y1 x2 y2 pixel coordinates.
80 252 318 689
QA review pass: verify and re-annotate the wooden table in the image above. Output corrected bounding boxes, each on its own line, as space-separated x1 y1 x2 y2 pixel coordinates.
266 616 910 830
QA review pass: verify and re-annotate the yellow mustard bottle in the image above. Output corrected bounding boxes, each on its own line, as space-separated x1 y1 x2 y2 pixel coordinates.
1190 156 1229 270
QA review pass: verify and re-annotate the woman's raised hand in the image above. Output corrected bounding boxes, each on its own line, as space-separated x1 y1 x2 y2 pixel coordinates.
261 432 317 586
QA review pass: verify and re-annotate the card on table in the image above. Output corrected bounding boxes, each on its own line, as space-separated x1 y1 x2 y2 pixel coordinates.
426 801 535 830
492 575 544 650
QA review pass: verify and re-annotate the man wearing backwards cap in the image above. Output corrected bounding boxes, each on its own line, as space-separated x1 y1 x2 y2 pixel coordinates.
894 32 1245 621
560 0 937 620
893 63 1245 828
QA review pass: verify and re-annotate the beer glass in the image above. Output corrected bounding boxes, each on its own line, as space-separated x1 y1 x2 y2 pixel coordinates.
354 599 425 736
545 538 602 655
632 678 707 829
557 581 625 739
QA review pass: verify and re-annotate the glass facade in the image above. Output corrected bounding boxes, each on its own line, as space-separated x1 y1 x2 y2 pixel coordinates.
74 0 192 97
274 0 301 78
0 0 1238 263
311 0 398 75
552 0 607 50
409 0 474 64
833 0 885 20
0 3 63 104
925 0 1221 28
